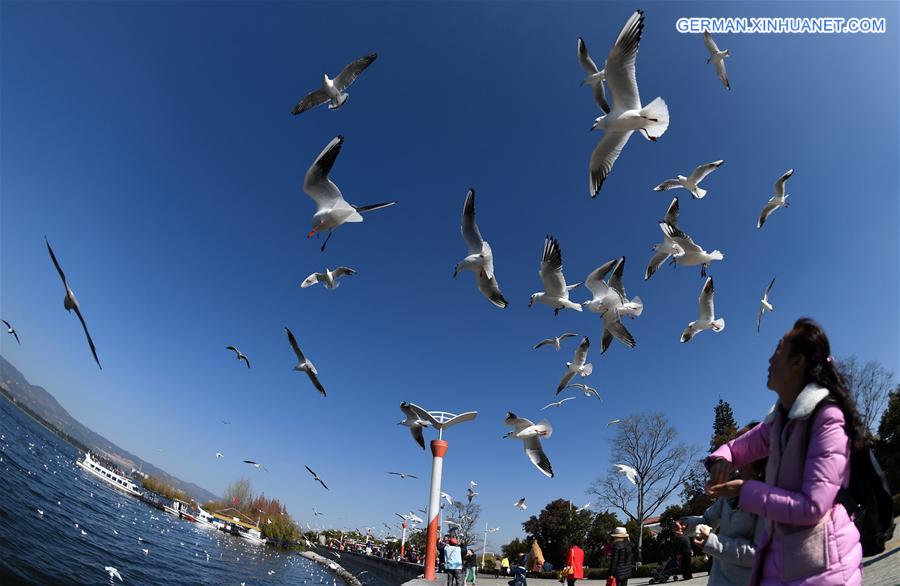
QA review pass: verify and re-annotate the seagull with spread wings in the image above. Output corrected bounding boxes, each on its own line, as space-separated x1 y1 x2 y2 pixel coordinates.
584 258 640 352
513 498 527 510
757 278 776 333
577 37 610 114
301 267 356 290
703 31 731 90
292 53 377 115
653 160 724 200
387 472 419 480
305 465 329 490
541 397 577 411
503 412 554 478
556 337 593 394
303 135 397 251
243 460 268 472
530 236 582 316
565 383 603 401
614 463 640 485
589 10 669 197
225 346 250 368
45 238 101 369
285 327 326 397
533 333 578 351
454 188 508 308
2 320 20 345
467 487 478 503
681 277 726 343
399 402 432 450
757 169 794 229
646 197 683 281
659 222 724 278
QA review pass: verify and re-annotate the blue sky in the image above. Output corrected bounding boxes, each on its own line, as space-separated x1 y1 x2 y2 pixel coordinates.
1 1 897 549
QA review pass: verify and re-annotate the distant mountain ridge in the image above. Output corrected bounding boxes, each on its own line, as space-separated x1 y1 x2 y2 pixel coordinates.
0 355 218 503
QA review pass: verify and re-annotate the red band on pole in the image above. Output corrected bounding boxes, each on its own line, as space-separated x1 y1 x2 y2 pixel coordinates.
431 439 448 458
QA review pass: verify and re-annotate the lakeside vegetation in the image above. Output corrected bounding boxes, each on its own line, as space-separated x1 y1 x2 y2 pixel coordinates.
203 478 300 545
141 475 190 502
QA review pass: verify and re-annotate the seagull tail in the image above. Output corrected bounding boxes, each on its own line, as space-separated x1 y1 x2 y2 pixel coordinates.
692 187 707 200
712 318 725 332
628 296 644 317
639 97 670 140
581 363 593 376
709 250 724 261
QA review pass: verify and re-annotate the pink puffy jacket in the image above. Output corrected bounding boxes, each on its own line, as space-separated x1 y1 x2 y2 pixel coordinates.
709 384 863 585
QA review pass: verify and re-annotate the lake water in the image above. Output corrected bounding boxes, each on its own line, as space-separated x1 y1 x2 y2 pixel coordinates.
0 395 345 585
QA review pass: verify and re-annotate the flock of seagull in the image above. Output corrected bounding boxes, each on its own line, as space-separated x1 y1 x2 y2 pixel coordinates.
0 6 807 548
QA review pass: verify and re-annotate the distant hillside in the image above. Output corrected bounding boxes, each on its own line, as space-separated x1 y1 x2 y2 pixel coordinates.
0 355 218 503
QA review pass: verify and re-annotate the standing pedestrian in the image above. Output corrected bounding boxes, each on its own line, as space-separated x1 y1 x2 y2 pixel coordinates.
445 537 463 586
607 527 634 586
501 555 511 576
565 539 585 586
464 548 478 584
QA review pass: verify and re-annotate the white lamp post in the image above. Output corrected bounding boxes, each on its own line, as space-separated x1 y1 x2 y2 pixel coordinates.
481 524 500 569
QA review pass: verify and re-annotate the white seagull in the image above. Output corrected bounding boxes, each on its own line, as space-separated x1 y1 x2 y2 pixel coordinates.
305 465 329 490
556 336 592 394
565 383 602 401
454 188 508 308
285 326 326 397
466 487 478 503
469 480 478 489
756 277 776 333
408 512 424 525
583 258 639 351
589 10 669 197
703 31 731 90
530 236 582 316
440 492 453 506
540 397 577 411
399 402 432 450
513 498 527 510
576 502 592 513
387 471 419 480
301 267 356 290
653 160 724 199
607 419 622 427
757 169 794 229
533 332 578 351
242 460 269 472
503 412 554 478
2 320 20 344
46 237 101 369
291 53 377 115
681 277 726 343
645 197 683 281
659 222 724 277
577 37 610 114
225 346 250 368
614 463 640 486
215 452 224 459
105 566 123 582
302 135 397 251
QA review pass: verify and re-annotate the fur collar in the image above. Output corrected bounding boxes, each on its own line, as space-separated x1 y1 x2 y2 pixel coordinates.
763 383 831 422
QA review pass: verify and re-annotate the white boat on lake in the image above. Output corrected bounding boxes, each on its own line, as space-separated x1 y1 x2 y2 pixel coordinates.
77 452 143 498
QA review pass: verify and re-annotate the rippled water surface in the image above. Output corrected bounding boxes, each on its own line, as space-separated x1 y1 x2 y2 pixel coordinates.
0 397 344 585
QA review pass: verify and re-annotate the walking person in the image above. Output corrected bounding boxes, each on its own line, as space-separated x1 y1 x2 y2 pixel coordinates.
494 556 503 579
501 555 511 576
444 537 463 586
464 548 478 585
565 539 585 586
685 421 766 586
706 318 864 585
607 527 634 586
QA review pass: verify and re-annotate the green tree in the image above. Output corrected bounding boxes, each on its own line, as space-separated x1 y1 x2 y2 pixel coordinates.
710 398 738 451
521 499 593 569
585 511 620 567
875 387 900 496
501 537 530 560
680 463 713 515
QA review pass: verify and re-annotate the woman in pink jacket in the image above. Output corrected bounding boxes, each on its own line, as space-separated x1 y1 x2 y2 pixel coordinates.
706 318 863 585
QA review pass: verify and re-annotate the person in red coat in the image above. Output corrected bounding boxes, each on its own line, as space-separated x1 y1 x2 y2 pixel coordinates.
565 539 585 585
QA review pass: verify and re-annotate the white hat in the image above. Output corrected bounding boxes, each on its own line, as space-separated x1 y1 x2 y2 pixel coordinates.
610 526 629 538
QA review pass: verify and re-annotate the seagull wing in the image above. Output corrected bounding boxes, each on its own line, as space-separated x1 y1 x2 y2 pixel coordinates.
301 273 324 288
317 478 329 490
476 269 509 309
523 435 554 478
572 336 590 367
577 37 600 75
608 257 627 299
557 369 577 395
243 460 257 465
72 304 101 369
303 135 346 210
584 259 617 298
306 369 327 397
660 222 702 254
292 88 330 116
559 333 578 341
410 425 425 450
589 131 633 197
645 250 670 281
699 277 715 322
45 237 69 288
533 338 555 350
304 465 318 478
757 305 764 333
285 327 307 364
764 277 776 299
593 82 611 115
703 30 720 56
333 267 356 279
653 178 681 192
539 236 568 297
662 196 680 226
715 60 730 90
774 169 794 198
605 10 644 112
460 188 484 254
11 330 20 344
504 412 534 433
600 327 614 354
240 355 250 369
334 53 377 92
688 160 724 184
757 201 780 229
603 310 636 348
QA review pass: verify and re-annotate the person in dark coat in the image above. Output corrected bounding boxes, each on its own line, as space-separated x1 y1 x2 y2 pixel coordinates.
674 520 694 579
607 527 634 586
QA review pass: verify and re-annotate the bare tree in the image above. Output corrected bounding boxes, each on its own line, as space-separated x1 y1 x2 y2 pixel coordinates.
223 477 252 507
836 357 895 437
446 500 482 549
588 413 698 564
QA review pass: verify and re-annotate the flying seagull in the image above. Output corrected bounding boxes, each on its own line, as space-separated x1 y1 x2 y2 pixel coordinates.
301 267 356 290
577 37 610 114
225 346 250 368
614 463 640 485
530 236 582 316
584 258 639 351
215 452 224 459
408 512 424 524
589 10 669 197
285 327 326 397
45 237 101 369
533 333 578 351
645 197 683 281
681 277 726 343
469 480 478 489
576 502 592 513
454 188 508 308
1 320 20 344
440 492 453 506
607 419 622 427
653 160 724 200
104 566 123 582
659 222 724 277
565 383 602 401
503 412 554 478
399 402 432 450
556 337 592 394
313 509 325 516
305 465 329 490
541 397 577 410
303 135 397 251
703 31 731 90
513 498 527 510
757 169 794 229
291 53 377 115
756 277 776 333
243 460 268 472
466 487 478 503
387 472 419 480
